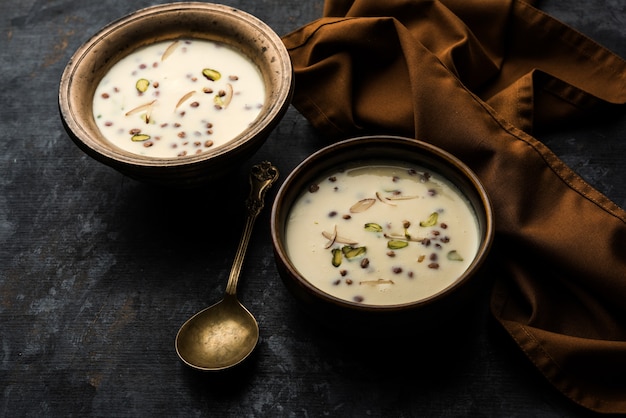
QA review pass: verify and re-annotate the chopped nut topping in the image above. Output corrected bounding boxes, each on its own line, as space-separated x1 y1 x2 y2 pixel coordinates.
175 90 196 110
131 133 150 142
447 250 464 261
420 212 439 227
135 78 150 93
202 68 221 81
322 229 358 246
364 223 383 232
125 100 156 117
387 240 409 250
161 40 180 61
350 198 376 213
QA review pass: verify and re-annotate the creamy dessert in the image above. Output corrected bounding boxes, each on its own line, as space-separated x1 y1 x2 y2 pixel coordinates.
93 39 265 158
285 162 480 305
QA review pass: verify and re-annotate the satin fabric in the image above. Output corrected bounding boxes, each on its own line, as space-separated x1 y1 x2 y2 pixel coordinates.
281 0 626 413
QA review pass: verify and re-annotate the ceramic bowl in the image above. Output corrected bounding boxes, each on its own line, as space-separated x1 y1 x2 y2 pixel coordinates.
271 136 494 335
59 2 293 187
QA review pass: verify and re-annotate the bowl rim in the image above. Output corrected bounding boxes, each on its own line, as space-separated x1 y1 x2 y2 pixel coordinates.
271 135 494 312
58 1 293 168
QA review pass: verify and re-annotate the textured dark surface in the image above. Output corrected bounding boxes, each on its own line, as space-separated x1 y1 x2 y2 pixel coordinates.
1 0 624 416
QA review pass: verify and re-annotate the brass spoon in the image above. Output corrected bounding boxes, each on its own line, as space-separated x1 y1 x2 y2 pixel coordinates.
175 161 279 371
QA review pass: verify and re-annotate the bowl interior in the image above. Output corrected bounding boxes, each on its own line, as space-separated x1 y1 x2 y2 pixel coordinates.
59 2 293 169
271 136 494 312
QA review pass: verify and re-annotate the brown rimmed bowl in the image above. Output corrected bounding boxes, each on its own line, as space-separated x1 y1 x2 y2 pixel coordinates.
59 2 293 188
270 136 494 336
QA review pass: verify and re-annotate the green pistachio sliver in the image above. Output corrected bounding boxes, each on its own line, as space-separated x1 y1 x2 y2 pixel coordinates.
135 78 150 93
131 133 151 142
331 248 342 267
447 250 464 261
364 223 383 233
342 245 366 259
419 212 439 227
387 240 409 250
202 68 221 81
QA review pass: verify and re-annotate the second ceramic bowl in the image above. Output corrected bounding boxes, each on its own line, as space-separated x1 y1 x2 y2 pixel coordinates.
271 136 494 335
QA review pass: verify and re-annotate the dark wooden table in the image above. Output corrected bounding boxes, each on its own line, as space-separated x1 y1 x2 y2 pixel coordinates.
1 0 624 416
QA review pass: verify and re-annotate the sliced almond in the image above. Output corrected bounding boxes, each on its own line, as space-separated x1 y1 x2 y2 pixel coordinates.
383 233 424 242
175 90 196 110
322 230 358 246
323 225 337 249
125 100 156 117
161 40 179 61
386 195 419 201
359 279 395 286
376 191 396 206
222 83 233 107
214 83 234 109
349 198 376 213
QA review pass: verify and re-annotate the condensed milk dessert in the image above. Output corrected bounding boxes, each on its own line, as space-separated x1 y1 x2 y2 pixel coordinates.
93 39 265 158
285 162 480 305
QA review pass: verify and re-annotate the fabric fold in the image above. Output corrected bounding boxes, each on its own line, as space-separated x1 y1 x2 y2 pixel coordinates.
282 0 626 413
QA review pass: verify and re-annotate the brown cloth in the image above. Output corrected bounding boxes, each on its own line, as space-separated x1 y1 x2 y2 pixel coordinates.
281 0 626 414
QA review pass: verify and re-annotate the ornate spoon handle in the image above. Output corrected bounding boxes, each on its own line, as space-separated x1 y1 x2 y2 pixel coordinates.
225 161 279 296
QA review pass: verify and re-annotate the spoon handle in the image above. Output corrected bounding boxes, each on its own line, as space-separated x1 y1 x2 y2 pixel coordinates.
225 161 279 296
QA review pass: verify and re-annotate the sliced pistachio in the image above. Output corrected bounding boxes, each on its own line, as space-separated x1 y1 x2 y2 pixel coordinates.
342 245 366 259
447 250 464 261
349 198 375 213
135 78 150 93
202 68 221 81
161 40 179 61
331 248 342 267
131 133 151 142
387 240 409 250
175 90 196 110
419 212 439 227
364 223 383 233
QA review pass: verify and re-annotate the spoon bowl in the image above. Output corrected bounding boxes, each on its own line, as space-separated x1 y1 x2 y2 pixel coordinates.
175 161 279 371
176 295 259 371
